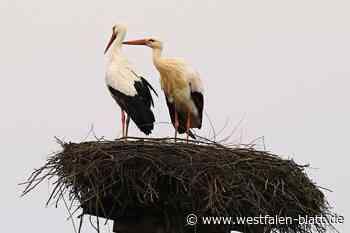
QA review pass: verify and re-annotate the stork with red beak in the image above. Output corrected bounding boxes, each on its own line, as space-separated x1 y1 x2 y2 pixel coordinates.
123 38 204 142
104 24 158 137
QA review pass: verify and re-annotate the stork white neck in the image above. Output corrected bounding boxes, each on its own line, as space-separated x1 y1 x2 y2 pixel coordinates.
110 28 127 59
152 47 164 70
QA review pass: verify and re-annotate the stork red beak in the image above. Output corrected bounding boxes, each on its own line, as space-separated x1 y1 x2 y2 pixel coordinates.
122 39 147 45
104 32 118 54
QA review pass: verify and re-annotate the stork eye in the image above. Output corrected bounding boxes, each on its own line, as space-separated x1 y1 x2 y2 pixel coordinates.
149 39 155 42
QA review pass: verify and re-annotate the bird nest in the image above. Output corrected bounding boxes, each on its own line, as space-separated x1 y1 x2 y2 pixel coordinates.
21 137 334 233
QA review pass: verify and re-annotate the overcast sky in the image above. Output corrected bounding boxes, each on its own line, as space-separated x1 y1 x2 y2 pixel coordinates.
1 0 349 232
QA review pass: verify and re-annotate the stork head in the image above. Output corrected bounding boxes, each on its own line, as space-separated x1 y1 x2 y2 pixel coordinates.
104 24 127 54
123 37 163 50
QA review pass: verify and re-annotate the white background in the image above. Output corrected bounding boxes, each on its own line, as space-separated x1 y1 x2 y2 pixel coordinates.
1 0 348 232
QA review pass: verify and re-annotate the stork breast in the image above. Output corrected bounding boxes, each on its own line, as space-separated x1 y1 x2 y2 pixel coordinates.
160 72 187 94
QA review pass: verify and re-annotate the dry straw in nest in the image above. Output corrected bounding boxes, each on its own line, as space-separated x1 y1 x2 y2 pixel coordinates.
21 137 334 233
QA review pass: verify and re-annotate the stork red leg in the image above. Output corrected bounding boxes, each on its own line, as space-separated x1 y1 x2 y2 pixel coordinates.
186 112 191 143
174 111 179 142
121 110 126 138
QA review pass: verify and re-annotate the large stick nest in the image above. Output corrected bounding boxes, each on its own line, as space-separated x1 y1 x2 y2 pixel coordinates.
22 137 334 233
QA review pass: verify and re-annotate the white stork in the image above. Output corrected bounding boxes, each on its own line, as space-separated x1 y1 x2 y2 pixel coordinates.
123 38 204 142
104 24 158 137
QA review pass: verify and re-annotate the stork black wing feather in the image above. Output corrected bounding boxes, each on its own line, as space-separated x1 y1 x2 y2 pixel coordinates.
190 91 204 129
107 78 157 135
140 77 158 97
134 77 158 107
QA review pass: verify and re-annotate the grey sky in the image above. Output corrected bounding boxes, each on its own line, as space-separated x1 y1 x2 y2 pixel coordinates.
1 0 349 232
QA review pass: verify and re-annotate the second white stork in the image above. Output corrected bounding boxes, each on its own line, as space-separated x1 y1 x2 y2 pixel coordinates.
104 24 158 137
123 38 204 142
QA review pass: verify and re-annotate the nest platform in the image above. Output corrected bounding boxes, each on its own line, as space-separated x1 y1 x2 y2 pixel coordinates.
22 137 333 233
